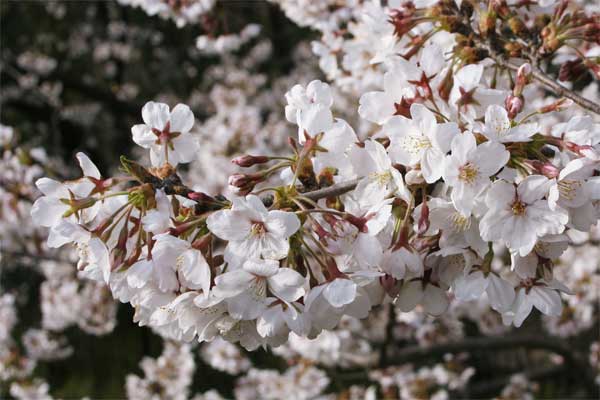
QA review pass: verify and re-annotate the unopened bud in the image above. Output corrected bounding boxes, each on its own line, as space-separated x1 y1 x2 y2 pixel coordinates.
405 168 425 185
505 95 524 119
516 63 532 85
228 172 264 195
539 98 573 113
437 68 454 101
418 201 430 236
529 160 560 178
231 155 269 168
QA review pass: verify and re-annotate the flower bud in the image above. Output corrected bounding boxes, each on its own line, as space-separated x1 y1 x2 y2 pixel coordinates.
231 155 269 168
405 168 425 185
228 172 264 195
538 98 573 113
505 94 524 119
529 160 560 178
437 68 454 101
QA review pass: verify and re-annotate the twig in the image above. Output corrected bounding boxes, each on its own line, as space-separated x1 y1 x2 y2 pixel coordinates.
301 178 360 201
491 56 600 115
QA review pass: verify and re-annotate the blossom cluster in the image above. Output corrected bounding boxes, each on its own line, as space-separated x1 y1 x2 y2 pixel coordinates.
31 0 600 352
3 0 599 397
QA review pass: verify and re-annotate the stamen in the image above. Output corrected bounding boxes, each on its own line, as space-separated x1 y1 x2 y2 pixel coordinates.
458 162 479 184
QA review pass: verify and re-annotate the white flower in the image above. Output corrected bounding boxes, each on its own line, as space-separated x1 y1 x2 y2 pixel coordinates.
442 132 509 215
548 158 595 211
480 176 568 256
396 280 449 316
349 140 411 205
358 44 445 124
213 259 305 320
207 195 301 261
449 64 506 122
284 80 334 140
379 246 423 280
131 101 199 167
453 270 515 313
142 189 172 234
385 104 459 183
148 233 211 293
502 260 571 327
482 105 539 142
426 198 487 257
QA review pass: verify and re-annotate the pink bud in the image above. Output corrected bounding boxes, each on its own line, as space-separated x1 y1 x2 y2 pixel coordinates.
231 155 269 168
539 98 573 113
517 63 532 84
529 160 560 178
505 95 524 119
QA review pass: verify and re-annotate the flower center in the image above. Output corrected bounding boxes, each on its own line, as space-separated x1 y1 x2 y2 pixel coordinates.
249 277 267 300
250 221 267 236
458 162 479 184
400 135 432 155
448 212 471 231
511 200 527 216
557 179 582 201
371 170 392 186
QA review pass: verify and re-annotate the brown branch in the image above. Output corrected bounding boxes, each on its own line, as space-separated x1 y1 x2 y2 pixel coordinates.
301 178 360 201
387 335 598 396
491 57 600 115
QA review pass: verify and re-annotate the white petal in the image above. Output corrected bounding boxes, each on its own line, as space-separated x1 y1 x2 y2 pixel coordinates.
323 278 357 307
141 101 170 130
396 280 423 312
422 284 449 316
169 103 195 133
268 268 305 302
76 152 101 179
486 274 515 312
529 287 562 316
206 209 251 241
453 270 488 302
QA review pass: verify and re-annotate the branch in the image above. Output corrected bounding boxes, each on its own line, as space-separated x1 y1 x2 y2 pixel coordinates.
301 178 360 201
387 335 598 396
492 57 600 115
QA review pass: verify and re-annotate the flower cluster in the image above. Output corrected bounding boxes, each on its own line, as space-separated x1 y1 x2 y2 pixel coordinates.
31 0 600 354
4 0 599 398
